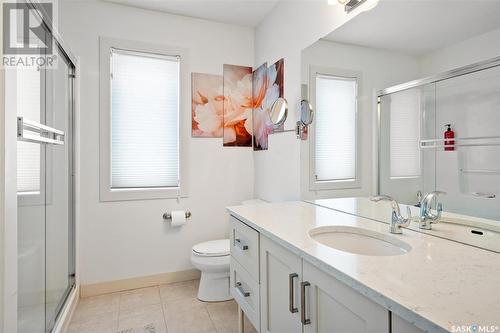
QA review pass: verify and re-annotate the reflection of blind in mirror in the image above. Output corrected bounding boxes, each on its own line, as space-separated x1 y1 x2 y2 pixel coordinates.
111 49 180 188
315 74 356 181
17 69 41 193
390 89 421 178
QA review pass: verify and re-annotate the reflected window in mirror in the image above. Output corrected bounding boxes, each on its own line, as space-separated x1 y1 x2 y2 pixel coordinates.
310 67 360 191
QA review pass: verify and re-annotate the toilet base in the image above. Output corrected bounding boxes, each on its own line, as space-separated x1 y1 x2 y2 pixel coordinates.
197 271 232 302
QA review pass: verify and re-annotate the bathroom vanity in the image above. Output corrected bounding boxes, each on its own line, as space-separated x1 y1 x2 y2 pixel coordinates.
227 201 500 333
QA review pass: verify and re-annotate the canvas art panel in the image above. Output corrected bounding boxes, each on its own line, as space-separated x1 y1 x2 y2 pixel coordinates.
191 73 224 137
252 58 285 151
252 63 270 151
268 58 285 132
223 64 253 146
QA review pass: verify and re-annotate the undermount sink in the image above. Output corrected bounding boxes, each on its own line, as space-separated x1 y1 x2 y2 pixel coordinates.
309 226 411 256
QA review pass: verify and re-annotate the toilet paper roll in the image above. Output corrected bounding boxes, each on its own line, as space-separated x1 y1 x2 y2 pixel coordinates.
170 210 187 227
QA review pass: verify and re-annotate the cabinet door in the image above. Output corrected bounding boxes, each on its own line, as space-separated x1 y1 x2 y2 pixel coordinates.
260 235 302 333
392 314 425 333
303 261 389 333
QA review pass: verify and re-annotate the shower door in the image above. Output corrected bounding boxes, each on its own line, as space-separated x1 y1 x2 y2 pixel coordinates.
16 25 76 333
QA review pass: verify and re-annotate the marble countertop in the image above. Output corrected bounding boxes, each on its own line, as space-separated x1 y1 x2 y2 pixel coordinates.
227 200 500 333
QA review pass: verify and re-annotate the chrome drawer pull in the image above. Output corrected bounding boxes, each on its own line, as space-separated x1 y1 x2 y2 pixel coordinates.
301 281 311 325
289 273 298 313
235 282 250 297
235 238 249 250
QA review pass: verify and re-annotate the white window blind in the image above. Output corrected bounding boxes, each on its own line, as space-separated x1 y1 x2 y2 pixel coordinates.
110 49 180 189
315 74 357 182
17 69 41 193
389 89 421 178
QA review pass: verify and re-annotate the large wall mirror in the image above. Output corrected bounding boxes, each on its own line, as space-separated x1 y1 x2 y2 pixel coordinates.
301 0 500 251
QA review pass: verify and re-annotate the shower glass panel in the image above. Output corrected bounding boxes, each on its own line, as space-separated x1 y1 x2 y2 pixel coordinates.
17 63 47 333
379 84 435 205
16 22 75 333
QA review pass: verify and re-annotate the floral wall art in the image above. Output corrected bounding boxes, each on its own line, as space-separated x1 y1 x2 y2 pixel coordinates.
223 64 253 147
191 73 224 137
252 58 285 151
191 59 285 149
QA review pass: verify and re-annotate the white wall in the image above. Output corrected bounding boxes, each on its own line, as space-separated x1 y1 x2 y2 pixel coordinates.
420 27 500 76
59 0 255 285
300 40 420 200
253 0 377 202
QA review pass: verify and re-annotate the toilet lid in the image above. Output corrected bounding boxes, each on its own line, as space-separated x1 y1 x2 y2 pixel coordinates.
192 239 230 257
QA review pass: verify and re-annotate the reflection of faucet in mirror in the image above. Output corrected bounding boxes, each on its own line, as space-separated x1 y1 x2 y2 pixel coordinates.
419 191 446 230
370 195 412 234
414 190 422 208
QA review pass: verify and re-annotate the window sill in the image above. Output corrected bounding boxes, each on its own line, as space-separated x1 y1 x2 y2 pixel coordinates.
99 186 187 202
309 179 361 191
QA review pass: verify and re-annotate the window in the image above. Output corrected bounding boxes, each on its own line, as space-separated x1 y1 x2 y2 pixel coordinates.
99 38 187 201
310 68 360 190
389 89 421 178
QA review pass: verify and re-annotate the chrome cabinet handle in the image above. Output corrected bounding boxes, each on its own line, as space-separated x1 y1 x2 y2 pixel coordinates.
289 273 298 313
300 281 311 325
235 282 250 297
235 238 248 251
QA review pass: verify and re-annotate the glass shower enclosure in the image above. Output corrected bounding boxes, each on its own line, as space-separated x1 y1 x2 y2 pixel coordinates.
378 57 500 222
15 6 76 333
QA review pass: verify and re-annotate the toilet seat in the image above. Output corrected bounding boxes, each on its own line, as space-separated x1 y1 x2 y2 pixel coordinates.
192 239 230 257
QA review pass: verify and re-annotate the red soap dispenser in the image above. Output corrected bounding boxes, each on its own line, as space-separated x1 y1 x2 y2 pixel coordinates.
444 124 455 151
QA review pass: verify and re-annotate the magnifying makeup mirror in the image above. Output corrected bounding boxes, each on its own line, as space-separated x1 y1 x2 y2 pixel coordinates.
299 100 314 125
269 97 288 130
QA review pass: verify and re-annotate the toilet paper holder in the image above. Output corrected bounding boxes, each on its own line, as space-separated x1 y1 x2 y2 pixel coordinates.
163 211 192 220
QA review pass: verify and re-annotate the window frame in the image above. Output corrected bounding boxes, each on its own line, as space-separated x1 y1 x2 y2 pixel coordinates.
99 37 189 201
309 66 362 191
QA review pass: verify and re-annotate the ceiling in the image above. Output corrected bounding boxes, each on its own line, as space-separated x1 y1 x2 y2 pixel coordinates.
324 0 500 56
103 0 279 27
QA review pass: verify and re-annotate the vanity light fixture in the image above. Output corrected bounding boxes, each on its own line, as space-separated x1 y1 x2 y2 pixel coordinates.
330 0 379 13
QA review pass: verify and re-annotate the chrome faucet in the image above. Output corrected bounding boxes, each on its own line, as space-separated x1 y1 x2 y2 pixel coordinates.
370 195 412 234
419 191 446 230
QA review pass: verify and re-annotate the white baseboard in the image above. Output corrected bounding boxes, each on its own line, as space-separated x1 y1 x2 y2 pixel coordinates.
80 269 201 298
53 285 79 333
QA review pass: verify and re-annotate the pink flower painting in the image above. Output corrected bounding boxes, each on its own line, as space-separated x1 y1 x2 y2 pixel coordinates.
223 64 253 147
252 59 285 151
191 73 224 137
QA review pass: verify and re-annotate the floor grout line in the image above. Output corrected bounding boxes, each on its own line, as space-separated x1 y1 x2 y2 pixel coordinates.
158 285 170 333
116 292 122 333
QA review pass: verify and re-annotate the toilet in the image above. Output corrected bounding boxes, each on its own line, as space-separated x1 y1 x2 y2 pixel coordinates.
191 239 231 302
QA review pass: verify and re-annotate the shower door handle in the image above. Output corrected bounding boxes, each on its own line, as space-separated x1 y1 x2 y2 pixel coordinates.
17 117 65 145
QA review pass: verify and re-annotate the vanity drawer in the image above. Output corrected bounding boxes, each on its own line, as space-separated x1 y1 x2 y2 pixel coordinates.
230 258 260 331
230 216 259 281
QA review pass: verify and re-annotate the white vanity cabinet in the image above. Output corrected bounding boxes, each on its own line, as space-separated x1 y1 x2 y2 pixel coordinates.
302 260 389 333
260 235 302 333
230 216 416 333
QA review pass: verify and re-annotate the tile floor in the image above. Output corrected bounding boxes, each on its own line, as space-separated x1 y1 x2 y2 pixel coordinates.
68 280 258 333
